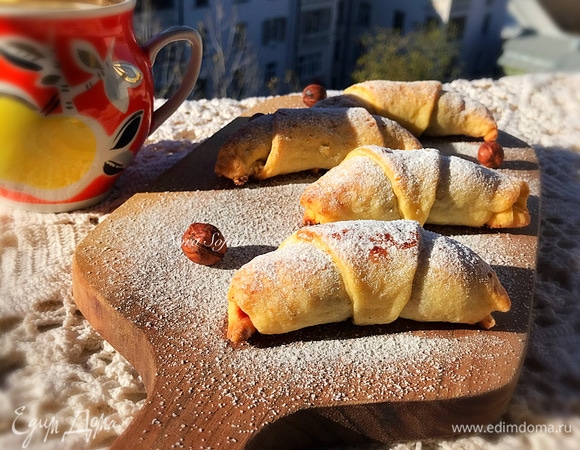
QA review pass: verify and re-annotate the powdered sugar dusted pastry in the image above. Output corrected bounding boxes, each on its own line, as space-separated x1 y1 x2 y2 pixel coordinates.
315 80 498 142
214 107 421 186
301 146 530 229
226 220 511 342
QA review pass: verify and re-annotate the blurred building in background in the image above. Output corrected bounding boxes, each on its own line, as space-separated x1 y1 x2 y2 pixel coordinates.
138 0 509 98
137 0 579 99
499 0 580 74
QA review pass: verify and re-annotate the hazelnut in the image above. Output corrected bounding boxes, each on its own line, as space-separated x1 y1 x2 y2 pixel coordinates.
181 223 227 266
302 84 327 107
478 141 504 169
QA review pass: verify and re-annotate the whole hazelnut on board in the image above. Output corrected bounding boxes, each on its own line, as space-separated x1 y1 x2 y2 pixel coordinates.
181 223 227 266
302 84 327 107
478 141 504 169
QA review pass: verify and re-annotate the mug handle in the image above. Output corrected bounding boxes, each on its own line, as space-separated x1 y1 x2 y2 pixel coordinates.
143 26 203 134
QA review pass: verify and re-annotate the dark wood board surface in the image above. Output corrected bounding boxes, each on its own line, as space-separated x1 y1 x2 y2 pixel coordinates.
72 95 540 449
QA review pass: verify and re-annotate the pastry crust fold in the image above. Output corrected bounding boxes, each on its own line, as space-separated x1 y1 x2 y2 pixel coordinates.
214 107 421 185
226 220 511 342
316 80 498 142
300 146 530 229
344 80 441 136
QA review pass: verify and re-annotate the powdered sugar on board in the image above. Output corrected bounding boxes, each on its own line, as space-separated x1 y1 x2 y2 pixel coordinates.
79 190 517 412
73 131 539 445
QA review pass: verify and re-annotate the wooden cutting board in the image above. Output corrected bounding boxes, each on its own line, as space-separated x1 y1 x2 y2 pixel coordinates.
72 95 540 449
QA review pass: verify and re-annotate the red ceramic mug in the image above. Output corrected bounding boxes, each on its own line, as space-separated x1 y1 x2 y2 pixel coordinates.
0 0 202 212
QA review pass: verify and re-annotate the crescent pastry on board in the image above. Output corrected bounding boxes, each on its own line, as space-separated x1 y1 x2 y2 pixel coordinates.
300 146 530 229
214 107 421 185
314 80 498 142
227 220 510 342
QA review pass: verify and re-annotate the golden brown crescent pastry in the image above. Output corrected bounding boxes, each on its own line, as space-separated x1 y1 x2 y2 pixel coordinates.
226 220 511 342
300 146 530 229
214 107 421 185
315 80 498 142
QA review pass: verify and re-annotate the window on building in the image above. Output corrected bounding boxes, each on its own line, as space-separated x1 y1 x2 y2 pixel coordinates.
197 22 207 41
262 17 287 45
234 23 247 51
153 0 174 8
232 69 244 95
448 16 467 40
357 2 371 27
337 1 345 25
264 62 277 83
333 39 341 63
474 50 485 75
297 53 322 78
481 13 491 35
452 0 472 11
195 77 207 98
301 8 332 35
393 10 405 32
136 1 174 13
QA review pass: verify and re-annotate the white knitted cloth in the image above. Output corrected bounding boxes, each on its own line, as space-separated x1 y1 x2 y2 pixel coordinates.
1 73 579 449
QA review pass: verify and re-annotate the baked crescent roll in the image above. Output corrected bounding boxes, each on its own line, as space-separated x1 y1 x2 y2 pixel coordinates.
315 80 499 142
214 107 421 185
226 220 511 342
300 146 530 229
